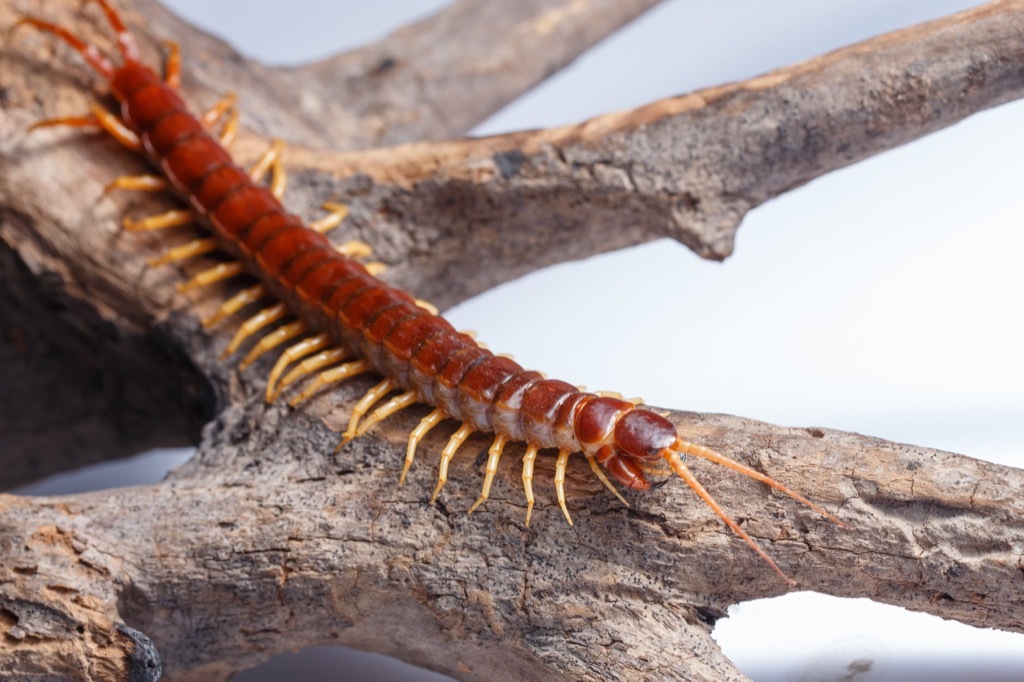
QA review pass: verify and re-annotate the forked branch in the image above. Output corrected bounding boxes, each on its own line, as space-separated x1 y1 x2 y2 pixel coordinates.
0 1 1022 680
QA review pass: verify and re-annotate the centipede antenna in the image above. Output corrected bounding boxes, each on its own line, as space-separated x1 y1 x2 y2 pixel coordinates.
663 450 796 586
90 0 140 62
673 438 845 527
15 17 115 79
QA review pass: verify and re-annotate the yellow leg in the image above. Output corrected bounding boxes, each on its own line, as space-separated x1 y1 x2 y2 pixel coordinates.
201 92 237 128
177 261 245 293
220 302 287 358
365 262 387 276
522 444 540 527
249 139 286 199
415 299 439 316
402 408 445 486
310 202 349 235
265 333 330 402
239 320 308 370
288 359 371 408
586 453 629 507
335 240 373 259
104 174 168 194
430 422 474 503
148 237 218 266
467 434 507 514
89 102 141 151
276 347 347 400
339 378 396 445
202 283 267 329
355 390 419 437
554 448 573 526
163 39 181 89
219 107 239 147
123 208 195 232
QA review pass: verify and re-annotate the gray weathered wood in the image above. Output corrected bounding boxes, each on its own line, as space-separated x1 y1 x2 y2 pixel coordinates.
1 1 1023 680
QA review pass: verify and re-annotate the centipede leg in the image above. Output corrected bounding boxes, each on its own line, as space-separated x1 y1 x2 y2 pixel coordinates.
522 443 540 526
27 115 98 136
553 448 574 525
310 203 349 235
430 422 474 503
402 408 445 486
340 378 396 445
178 261 245 293
202 283 267 329
265 333 330 402
201 92 237 129
249 139 286 198
104 174 168 194
221 302 287 357
123 208 195 232
355 391 419 436
89 102 142 151
468 434 507 514
239 320 307 370
163 40 181 88
288 359 371 408
276 348 349 400
335 241 373 259
147 237 218 266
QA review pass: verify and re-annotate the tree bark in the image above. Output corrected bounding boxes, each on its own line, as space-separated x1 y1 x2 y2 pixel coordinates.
1 1 1022 680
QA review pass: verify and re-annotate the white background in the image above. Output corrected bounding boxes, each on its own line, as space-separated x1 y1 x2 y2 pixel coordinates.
18 1 1024 680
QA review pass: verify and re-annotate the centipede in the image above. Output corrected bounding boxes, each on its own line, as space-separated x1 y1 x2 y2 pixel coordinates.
19 0 842 583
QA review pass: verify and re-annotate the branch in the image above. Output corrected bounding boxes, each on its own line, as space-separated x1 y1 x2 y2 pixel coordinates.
2 413 1021 680
268 0 1024 306
1 0 1023 679
115 0 664 149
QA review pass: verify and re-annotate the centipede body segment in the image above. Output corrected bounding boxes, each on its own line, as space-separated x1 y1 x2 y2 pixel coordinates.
20 0 843 584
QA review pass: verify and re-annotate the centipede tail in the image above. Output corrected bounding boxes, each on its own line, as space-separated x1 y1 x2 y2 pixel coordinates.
22 0 843 582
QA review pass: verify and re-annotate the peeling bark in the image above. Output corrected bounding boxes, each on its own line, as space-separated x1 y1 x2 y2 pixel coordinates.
1 1 1022 680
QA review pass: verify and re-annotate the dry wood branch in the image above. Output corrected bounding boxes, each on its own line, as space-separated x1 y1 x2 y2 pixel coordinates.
1 0 1023 680
2 415 1022 680
56 0 663 150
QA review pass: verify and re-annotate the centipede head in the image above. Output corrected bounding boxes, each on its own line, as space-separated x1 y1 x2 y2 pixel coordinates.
580 398 843 584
